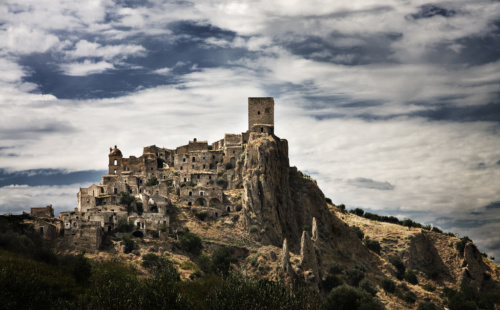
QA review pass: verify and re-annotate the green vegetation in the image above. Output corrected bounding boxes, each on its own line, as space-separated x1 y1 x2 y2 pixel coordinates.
224 162 233 169
364 238 381 255
115 217 134 233
382 278 396 293
388 255 406 280
145 176 159 186
121 235 135 253
346 266 365 287
119 191 135 212
404 269 419 285
417 301 443 310
325 285 383 310
351 225 364 240
178 231 203 255
441 286 500 310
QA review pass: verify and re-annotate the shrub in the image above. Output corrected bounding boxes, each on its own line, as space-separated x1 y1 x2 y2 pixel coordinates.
72 252 92 285
249 225 259 233
404 269 418 285
422 283 436 292
325 285 383 310
359 279 378 296
115 217 134 232
119 191 135 212
145 176 159 186
352 225 364 240
121 235 135 253
431 226 443 234
364 212 381 221
198 254 212 273
216 178 228 188
178 232 203 255
142 253 162 269
346 267 365 287
403 292 417 304
364 238 381 255
388 255 406 280
326 198 333 204
417 301 443 310
211 246 237 276
321 275 344 292
337 204 346 213
224 163 233 169
328 263 344 275
351 208 365 216
382 278 396 293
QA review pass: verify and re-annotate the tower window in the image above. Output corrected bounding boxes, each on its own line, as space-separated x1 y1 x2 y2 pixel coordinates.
257 111 260 115
114 159 117 165
261 127 264 132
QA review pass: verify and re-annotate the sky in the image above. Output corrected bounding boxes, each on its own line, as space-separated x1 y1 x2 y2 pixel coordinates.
0 0 499 262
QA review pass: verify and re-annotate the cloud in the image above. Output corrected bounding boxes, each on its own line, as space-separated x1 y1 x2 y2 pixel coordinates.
0 25 61 54
346 177 395 190
0 184 89 216
485 201 500 209
60 60 114 76
66 40 147 60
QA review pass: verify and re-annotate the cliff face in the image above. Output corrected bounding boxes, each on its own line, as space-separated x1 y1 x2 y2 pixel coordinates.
241 133 378 267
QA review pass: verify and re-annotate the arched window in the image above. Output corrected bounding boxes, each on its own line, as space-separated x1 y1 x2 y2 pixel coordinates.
113 159 117 165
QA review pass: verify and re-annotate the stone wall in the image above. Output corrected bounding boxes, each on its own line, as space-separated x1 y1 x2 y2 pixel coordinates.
248 97 274 130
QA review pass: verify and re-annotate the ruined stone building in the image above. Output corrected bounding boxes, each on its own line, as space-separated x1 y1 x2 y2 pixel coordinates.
31 97 279 251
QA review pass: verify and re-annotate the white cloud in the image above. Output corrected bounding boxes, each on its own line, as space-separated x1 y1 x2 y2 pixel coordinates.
60 60 114 76
0 25 61 54
66 40 147 60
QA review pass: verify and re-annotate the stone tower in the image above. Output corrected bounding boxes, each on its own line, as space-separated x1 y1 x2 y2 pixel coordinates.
248 97 274 132
108 145 122 175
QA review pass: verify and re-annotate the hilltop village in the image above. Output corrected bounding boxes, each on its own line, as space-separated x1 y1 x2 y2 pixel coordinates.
29 98 280 251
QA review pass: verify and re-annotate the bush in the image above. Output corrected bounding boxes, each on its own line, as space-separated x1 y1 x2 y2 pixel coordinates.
422 283 435 292
115 217 134 233
142 253 162 269
224 163 233 169
178 232 203 255
212 247 237 276
359 279 378 296
325 285 383 310
364 238 381 255
403 291 417 304
350 208 365 216
431 226 443 234
346 267 365 287
364 212 381 221
145 176 159 186
417 301 443 310
121 235 135 253
321 275 344 292
328 263 344 275
404 269 419 284
352 225 364 240
72 252 92 285
249 225 259 233
326 198 333 204
388 255 406 280
216 178 228 188
119 191 135 212
382 278 396 293
337 204 346 213
198 254 212 273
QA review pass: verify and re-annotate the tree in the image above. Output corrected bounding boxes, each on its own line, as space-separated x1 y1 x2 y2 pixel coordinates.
388 255 406 280
364 238 381 255
119 192 135 213
178 231 203 255
115 217 134 233
325 285 383 310
212 247 237 276
146 176 159 186
72 252 92 285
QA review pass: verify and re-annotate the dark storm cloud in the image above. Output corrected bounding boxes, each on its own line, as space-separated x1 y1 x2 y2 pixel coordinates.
408 103 500 123
346 177 395 190
0 121 76 139
485 201 500 209
0 169 106 187
408 4 457 20
281 32 402 65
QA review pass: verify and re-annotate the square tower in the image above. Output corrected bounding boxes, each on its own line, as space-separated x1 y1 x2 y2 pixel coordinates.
248 97 274 131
